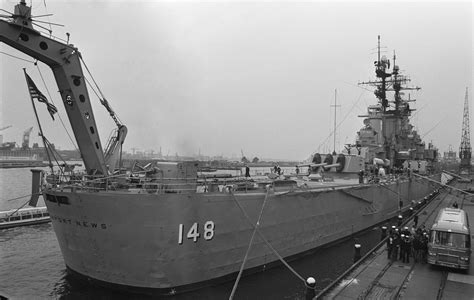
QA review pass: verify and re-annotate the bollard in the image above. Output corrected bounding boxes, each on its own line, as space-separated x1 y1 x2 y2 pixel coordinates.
397 214 403 227
381 226 387 241
305 277 316 300
353 242 362 262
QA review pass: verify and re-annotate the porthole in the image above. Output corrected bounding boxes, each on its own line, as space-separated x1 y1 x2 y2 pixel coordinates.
85 112 90 119
39 41 48 50
90 126 95 134
73 77 81 86
95 142 99 149
79 94 85 102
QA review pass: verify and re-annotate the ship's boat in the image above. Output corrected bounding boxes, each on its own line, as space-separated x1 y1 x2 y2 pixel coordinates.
0 3 441 295
0 206 50 229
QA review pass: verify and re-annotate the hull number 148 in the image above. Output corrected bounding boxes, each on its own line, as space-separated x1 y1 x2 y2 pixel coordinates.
178 221 215 244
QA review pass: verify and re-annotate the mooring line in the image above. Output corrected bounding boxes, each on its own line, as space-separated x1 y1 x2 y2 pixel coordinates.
229 189 270 299
229 190 305 285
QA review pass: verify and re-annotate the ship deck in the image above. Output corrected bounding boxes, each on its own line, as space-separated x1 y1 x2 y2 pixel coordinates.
316 176 474 299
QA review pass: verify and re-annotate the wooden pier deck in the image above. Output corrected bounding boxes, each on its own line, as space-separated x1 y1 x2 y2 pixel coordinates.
316 177 474 299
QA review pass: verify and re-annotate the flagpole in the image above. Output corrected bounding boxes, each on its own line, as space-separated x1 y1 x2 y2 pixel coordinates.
23 68 54 174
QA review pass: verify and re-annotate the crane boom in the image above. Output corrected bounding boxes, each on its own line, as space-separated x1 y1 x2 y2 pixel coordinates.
0 1 108 175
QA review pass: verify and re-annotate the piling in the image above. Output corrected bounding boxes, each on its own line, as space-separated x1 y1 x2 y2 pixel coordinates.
305 277 316 300
353 240 362 262
381 226 387 241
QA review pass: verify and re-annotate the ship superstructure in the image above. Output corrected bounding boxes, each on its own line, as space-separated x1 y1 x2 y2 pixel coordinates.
0 3 442 295
357 36 438 173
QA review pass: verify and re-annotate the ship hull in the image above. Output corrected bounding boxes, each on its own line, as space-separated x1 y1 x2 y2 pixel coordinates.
44 175 439 294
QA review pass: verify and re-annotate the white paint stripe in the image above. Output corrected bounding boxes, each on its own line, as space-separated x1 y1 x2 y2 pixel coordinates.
447 273 474 285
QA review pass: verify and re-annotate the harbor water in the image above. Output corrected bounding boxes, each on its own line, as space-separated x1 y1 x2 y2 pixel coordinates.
0 166 381 299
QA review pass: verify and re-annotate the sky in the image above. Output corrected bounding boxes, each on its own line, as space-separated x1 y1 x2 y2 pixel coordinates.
0 0 472 161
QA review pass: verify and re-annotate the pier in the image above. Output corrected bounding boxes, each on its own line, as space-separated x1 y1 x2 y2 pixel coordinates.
317 177 474 299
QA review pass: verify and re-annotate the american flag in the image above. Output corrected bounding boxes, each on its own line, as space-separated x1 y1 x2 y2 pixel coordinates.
25 73 58 120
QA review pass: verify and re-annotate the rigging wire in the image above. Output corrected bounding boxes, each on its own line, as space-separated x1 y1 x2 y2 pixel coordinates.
0 51 35 64
35 63 79 151
6 192 42 202
314 90 366 156
79 56 122 126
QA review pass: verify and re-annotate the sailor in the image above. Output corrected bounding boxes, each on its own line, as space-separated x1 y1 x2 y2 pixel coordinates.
277 165 281 175
391 233 400 261
453 201 459 208
358 170 364 184
397 214 403 227
390 225 396 236
387 233 394 259
245 165 250 178
421 232 429 263
412 233 422 263
413 214 419 227
295 165 300 175
401 234 411 263
378 167 386 177
402 226 410 237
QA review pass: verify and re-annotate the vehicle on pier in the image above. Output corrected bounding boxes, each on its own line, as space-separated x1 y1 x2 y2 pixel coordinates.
428 207 471 270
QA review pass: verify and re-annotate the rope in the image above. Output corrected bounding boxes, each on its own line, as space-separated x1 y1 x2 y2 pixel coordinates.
6 192 42 202
5 198 34 219
229 191 306 283
0 51 35 63
35 63 79 151
229 189 270 299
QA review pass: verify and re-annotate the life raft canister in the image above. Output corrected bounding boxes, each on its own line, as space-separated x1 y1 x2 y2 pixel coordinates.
323 154 333 170
336 154 346 172
311 153 322 172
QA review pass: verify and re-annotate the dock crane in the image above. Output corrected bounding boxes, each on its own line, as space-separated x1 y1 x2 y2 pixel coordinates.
21 127 33 150
459 88 471 174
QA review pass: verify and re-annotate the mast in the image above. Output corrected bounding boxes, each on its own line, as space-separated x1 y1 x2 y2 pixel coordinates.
331 89 341 155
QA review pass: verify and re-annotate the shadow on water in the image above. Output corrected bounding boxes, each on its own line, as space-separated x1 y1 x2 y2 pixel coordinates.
50 226 383 300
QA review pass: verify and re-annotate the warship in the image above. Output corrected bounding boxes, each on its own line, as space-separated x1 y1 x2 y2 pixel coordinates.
0 2 440 295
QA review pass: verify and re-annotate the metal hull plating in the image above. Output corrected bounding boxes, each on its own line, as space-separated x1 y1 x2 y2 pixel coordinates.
44 175 438 293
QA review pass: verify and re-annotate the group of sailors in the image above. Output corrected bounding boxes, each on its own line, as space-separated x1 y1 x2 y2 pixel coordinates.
384 223 430 263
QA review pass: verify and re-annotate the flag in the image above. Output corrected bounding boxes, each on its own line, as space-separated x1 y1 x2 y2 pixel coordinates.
24 72 58 120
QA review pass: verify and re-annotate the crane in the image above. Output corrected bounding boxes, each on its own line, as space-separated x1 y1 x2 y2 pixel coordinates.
459 88 471 174
22 127 33 149
0 2 111 175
